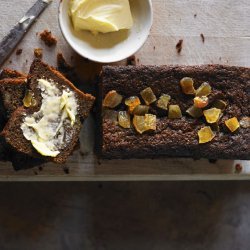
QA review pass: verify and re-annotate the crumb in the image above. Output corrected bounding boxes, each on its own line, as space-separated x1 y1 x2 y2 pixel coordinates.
153 46 156 50
63 166 70 174
33 170 38 175
176 39 183 54
40 30 57 47
219 57 222 61
209 159 217 164
235 163 242 173
9 60 12 64
127 55 136 66
26 59 28 63
200 33 205 43
137 58 140 63
16 49 23 56
34 48 43 59
36 32 39 36
38 166 43 171
194 14 197 18
79 151 85 157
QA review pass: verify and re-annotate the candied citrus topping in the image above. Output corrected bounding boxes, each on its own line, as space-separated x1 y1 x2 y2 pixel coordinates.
140 87 157 105
240 117 250 128
193 96 209 109
103 109 118 125
125 96 141 113
133 105 149 116
23 91 36 108
118 111 131 128
203 108 221 123
133 115 146 134
186 105 203 118
133 114 156 134
157 94 171 110
198 126 215 144
196 82 212 97
180 77 196 95
103 90 123 108
168 105 182 119
145 114 156 131
225 117 240 132
213 100 227 110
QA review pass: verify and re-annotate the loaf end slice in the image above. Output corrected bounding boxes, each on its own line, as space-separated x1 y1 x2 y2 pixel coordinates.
2 60 95 164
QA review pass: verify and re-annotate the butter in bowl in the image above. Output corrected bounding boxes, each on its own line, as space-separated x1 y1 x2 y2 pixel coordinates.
59 0 153 63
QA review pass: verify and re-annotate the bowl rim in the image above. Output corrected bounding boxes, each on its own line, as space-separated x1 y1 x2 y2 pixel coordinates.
58 0 153 63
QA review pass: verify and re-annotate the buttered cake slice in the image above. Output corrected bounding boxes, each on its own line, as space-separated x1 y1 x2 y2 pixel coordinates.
1 60 95 164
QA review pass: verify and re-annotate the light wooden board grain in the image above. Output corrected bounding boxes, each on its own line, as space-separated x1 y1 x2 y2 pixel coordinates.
0 0 249 181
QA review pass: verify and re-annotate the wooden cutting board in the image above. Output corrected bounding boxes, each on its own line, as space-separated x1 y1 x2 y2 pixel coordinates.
0 0 249 181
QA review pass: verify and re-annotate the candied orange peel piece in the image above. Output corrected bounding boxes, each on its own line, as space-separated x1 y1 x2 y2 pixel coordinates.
180 77 196 95
186 105 203 118
133 105 149 116
133 115 146 134
168 105 182 119
193 96 209 109
125 96 141 113
213 100 227 110
240 117 250 129
103 90 123 108
145 114 156 131
198 126 215 144
157 94 171 110
118 111 131 129
203 108 221 123
23 90 36 107
225 117 240 132
196 82 212 97
133 114 156 134
140 87 157 105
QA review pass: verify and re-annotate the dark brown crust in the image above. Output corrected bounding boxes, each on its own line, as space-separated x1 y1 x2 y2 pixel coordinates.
2 60 95 164
0 69 26 80
99 65 250 160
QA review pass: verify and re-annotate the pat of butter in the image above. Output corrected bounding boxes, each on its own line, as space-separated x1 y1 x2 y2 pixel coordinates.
21 79 78 157
69 0 133 34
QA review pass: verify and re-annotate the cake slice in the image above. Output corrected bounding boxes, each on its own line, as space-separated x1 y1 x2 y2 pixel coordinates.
98 65 250 160
2 60 95 164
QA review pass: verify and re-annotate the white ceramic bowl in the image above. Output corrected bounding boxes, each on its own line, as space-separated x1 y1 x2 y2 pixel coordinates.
59 0 153 63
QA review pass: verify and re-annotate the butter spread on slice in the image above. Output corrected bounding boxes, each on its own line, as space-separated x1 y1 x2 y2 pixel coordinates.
21 79 78 157
69 0 133 34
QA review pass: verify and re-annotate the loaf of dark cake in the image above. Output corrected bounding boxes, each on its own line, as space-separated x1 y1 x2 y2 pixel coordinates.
98 65 250 160
2 60 95 164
